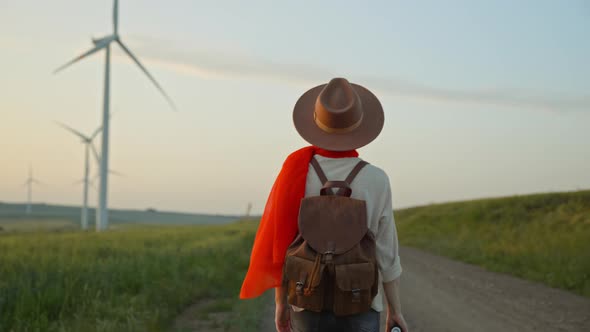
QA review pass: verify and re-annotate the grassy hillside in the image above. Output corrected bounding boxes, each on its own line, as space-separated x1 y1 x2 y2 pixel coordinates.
396 190 590 297
0 221 264 332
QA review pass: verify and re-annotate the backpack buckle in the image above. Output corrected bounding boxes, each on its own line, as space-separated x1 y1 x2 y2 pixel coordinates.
295 272 307 296
323 250 334 264
351 288 361 303
324 242 335 264
296 281 305 296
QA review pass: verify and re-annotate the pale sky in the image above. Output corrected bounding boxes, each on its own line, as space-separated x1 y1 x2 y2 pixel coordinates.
1 1 589 215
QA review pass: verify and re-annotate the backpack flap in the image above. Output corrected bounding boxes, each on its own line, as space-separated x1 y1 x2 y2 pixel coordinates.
298 196 368 255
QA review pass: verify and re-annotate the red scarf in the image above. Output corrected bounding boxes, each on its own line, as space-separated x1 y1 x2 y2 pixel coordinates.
239 146 359 299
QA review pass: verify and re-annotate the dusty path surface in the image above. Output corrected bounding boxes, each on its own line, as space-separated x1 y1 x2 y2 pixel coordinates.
261 246 590 332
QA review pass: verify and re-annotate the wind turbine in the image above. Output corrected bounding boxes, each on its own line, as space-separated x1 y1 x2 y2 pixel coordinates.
245 202 252 218
54 0 176 231
23 165 43 215
56 122 101 230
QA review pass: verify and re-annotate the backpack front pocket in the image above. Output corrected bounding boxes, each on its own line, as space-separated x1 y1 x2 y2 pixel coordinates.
284 255 326 312
332 262 375 316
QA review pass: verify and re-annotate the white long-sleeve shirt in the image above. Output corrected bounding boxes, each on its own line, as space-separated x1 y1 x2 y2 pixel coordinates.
303 155 403 312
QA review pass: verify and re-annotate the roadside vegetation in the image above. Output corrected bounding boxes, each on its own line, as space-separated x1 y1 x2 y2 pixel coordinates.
396 190 590 297
0 221 264 332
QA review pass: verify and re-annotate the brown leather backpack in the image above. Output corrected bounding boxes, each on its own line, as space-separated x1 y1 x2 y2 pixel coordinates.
283 158 378 316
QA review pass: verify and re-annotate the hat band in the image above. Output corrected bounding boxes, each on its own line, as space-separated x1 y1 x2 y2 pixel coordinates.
314 113 364 134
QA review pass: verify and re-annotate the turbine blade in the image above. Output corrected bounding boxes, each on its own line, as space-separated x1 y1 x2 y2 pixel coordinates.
116 40 177 110
113 0 119 34
32 179 45 186
55 121 90 141
89 175 98 190
90 126 103 140
90 143 100 164
109 169 126 177
53 43 106 74
90 110 113 140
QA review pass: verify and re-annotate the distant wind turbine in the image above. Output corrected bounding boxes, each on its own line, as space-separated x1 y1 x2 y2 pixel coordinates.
56 122 101 230
53 0 176 231
23 165 43 215
245 202 252 218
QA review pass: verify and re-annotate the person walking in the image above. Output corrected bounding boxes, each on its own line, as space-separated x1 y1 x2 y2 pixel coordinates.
240 78 408 332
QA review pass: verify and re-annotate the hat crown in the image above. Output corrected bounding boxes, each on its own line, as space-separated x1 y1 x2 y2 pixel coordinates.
314 78 363 133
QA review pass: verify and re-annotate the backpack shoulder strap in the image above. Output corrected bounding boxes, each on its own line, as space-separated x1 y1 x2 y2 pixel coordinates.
335 161 368 196
311 157 369 193
310 157 328 185
344 161 369 185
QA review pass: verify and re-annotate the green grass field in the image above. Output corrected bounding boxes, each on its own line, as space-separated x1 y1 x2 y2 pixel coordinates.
1 190 588 331
0 221 264 332
396 190 590 297
0 218 78 232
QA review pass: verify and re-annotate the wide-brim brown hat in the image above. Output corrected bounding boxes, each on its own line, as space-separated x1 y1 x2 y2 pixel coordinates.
293 78 384 151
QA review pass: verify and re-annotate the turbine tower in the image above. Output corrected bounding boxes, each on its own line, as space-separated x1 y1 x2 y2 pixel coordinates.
75 169 125 232
23 165 42 215
245 202 252 218
91 169 125 232
54 0 175 231
57 122 101 230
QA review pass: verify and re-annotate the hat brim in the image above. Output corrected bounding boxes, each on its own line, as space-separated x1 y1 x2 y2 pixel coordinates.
293 83 384 151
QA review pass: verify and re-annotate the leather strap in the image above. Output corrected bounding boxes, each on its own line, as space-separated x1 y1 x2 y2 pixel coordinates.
311 158 369 196
310 157 328 185
344 161 368 185
336 161 367 196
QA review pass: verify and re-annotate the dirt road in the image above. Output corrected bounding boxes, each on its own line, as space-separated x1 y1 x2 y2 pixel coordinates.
262 246 590 332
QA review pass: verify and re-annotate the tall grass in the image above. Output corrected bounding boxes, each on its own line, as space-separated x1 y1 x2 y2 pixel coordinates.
0 222 262 332
396 190 590 297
